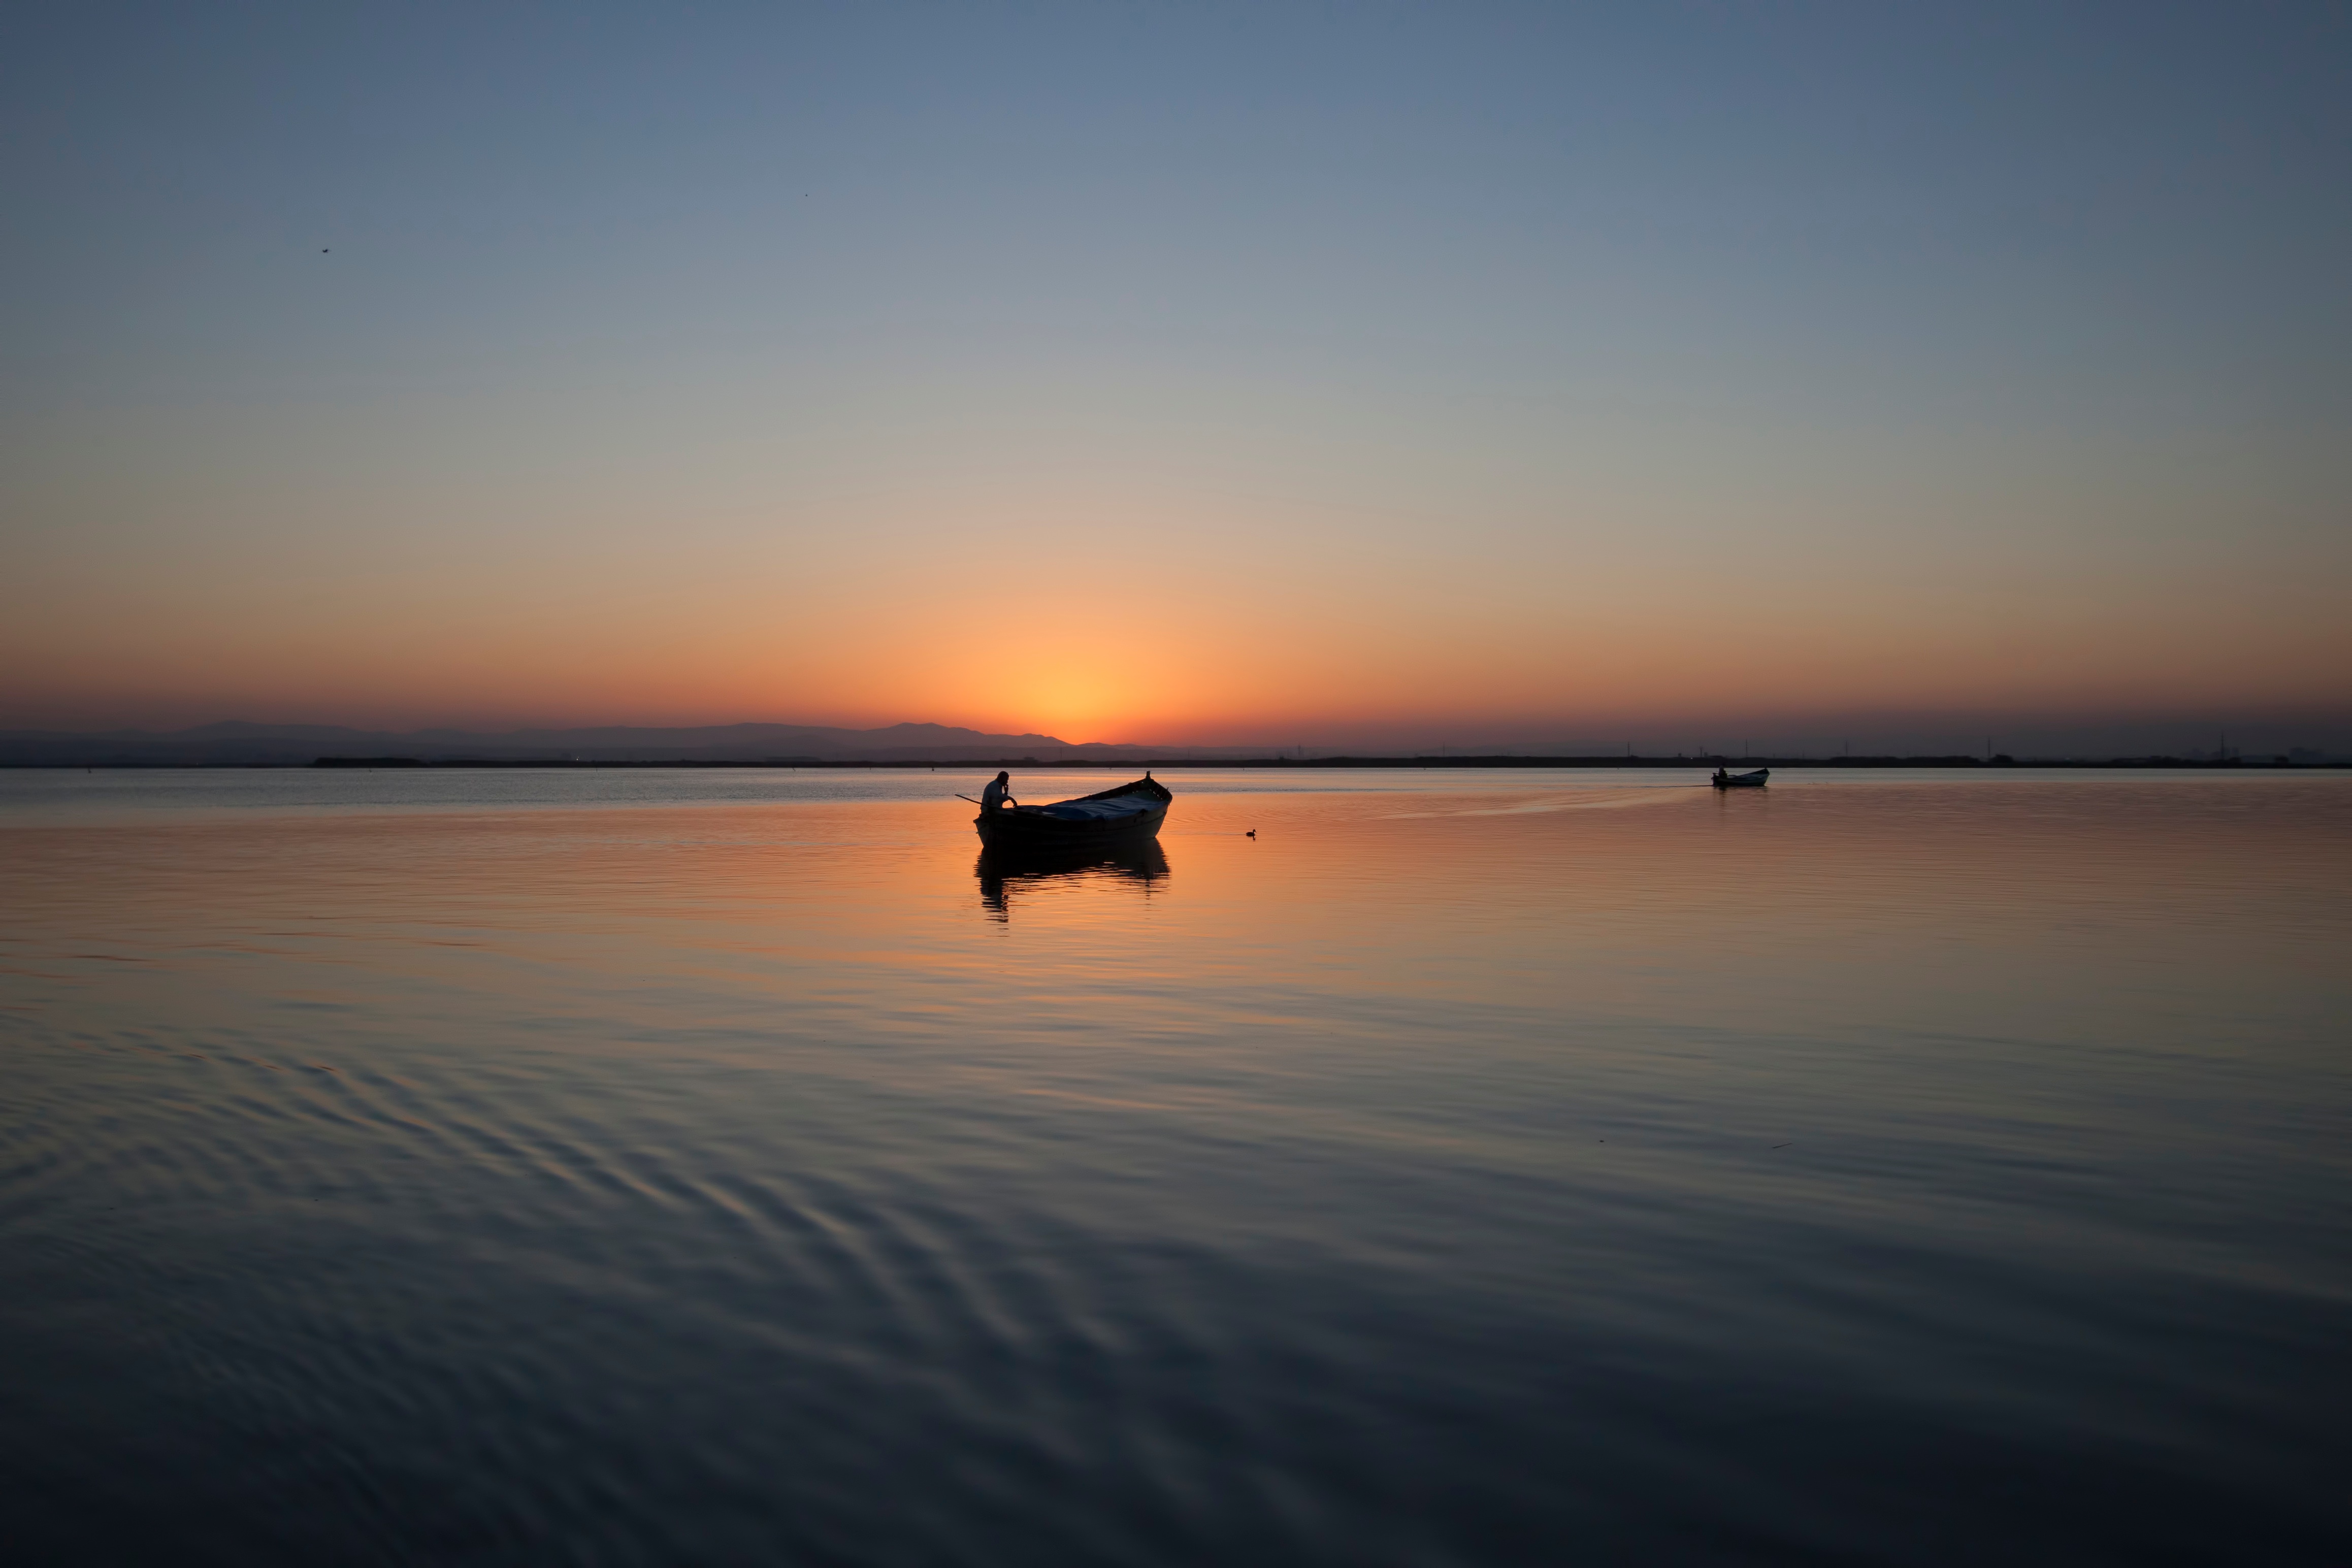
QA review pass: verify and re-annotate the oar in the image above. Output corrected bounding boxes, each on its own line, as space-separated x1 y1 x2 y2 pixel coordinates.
956 795 983 804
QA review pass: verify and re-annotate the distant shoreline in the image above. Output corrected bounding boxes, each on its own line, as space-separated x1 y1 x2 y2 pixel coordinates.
4 755 2340 771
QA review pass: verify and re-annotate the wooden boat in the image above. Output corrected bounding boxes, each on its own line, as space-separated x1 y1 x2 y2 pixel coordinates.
974 773 1173 849
1711 767 1770 789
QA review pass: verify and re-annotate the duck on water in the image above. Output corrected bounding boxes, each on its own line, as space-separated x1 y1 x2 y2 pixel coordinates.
966 772 1173 849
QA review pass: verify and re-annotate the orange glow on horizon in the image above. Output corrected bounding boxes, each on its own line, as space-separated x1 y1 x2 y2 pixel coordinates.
7 473 2347 743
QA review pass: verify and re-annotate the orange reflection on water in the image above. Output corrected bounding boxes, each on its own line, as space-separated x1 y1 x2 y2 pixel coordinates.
4 777 2346 1080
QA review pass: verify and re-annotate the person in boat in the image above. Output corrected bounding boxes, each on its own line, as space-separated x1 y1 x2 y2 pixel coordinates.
980 771 1017 812
1713 767 1728 786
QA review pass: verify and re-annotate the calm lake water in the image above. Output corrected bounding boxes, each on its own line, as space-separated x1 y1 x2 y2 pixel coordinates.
3 767 2347 1565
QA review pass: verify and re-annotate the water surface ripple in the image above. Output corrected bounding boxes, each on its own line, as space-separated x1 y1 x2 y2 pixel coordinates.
2 769 2347 1564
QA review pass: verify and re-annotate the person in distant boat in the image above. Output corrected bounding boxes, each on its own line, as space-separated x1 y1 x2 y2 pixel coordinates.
981 771 1017 812
1713 767 1727 786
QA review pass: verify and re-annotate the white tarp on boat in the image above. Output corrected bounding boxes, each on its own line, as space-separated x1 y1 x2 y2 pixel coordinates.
1023 793 1157 823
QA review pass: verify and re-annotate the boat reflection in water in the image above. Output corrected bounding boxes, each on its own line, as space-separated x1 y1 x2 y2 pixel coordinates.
976 840 1170 922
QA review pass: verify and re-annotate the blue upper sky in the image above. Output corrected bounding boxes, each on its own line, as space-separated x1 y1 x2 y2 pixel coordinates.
4 3 2348 749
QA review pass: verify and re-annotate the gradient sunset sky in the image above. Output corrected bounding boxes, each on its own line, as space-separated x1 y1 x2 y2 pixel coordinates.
5 3 2347 751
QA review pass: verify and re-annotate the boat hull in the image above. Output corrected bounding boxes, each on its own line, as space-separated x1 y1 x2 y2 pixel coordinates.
974 802 1169 848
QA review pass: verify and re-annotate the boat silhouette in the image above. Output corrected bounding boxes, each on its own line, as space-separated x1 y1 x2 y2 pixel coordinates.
973 773 1172 848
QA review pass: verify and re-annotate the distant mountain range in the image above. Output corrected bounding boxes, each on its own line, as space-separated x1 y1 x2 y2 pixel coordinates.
0 721 1157 767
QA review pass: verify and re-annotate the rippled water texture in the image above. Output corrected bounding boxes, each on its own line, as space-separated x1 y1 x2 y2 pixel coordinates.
3 769 2347 1565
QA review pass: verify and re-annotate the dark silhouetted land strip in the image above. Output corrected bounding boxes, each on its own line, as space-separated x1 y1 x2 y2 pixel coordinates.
8 721 2340 770
234 754 2335 770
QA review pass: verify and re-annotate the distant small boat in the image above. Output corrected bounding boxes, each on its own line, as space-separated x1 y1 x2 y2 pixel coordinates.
1712 767 1770 789
974 774 1173 848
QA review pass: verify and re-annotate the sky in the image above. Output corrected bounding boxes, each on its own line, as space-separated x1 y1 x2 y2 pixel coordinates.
4 2 2348 753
